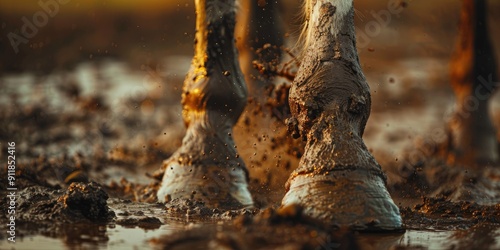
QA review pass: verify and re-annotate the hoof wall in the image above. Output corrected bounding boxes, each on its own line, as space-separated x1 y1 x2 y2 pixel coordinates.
157 163 253 209
282 169 404 232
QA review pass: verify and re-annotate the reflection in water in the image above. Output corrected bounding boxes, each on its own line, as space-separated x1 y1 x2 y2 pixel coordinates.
3 224 500 250
57 223 108 248
0 223 186 250
394 227 500 249
357 232 404 249
450 224 500 250
1 222 109 250
399 230 452 249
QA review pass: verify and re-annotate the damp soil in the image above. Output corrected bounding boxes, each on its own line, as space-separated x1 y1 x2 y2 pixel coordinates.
1 59 500 250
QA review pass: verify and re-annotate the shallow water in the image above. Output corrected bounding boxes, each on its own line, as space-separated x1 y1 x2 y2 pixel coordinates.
2 222 499 250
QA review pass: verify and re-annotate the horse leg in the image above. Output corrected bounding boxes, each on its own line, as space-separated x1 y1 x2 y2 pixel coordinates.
157 0 253 209
433 0 500 204
447 0 498 168
236 0 284 96
282 0 403 231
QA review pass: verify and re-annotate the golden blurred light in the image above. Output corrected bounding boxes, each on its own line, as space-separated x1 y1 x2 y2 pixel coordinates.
141 99 155 115
0 0 183 14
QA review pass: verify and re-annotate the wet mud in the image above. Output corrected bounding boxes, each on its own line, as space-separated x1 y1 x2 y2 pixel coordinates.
2 182 113 223
401 197 500 230
151 204 361 250
2 67 500 249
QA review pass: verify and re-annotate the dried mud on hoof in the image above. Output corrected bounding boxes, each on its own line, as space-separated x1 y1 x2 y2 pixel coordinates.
157 162 253 209
282 170 404 232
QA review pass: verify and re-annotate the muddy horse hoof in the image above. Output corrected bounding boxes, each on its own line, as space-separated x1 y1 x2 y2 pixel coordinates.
157 162 253 209
282 169 403 231
281 0 404 232
156 0 253 210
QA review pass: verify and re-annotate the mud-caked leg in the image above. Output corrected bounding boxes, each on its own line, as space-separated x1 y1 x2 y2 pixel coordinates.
157 0 253 209
281 0 403 231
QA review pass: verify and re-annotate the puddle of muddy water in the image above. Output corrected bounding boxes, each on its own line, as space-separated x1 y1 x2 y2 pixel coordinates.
2 224 499 249
0 224 165 250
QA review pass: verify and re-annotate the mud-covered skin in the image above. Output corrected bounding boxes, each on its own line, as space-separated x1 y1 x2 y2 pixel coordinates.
157 0 253 208
283 0 403 231
447 0 499 167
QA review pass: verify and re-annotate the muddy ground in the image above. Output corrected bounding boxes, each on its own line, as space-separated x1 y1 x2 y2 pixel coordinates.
1 0 500 249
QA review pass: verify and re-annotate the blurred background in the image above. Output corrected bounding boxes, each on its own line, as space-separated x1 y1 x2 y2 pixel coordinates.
1 0 500 179
0 0 194 73
0 0 498 74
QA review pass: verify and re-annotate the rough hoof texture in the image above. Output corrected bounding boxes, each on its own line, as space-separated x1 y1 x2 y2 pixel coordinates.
157 163 253 209
281 0 404 233
282 169 403 231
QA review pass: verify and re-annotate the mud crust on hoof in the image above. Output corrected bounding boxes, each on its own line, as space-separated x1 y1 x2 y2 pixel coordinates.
157 163 253 209
282 169 404 232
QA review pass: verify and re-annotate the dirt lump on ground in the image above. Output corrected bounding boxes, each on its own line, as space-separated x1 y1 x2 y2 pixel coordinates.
59 182 115 221
5 182 115 223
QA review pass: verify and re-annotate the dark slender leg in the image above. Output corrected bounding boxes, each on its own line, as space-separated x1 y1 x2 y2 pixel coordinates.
447 0 498 167
157 0 253 209
429 0 500 204
282 0 403 231
237 0 284 96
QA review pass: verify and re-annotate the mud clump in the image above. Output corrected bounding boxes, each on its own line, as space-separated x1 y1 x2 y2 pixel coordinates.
59 182 114 221
11 182 115 223
152 204 360 249
116 216 162 229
